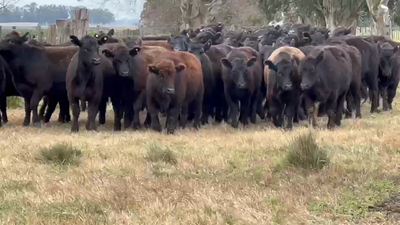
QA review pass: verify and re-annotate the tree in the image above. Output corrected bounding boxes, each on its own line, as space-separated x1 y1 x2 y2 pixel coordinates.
260 0 366 30
90 8 115 24
366 0 391 36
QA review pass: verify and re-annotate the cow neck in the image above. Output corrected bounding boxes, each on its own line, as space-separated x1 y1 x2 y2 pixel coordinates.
77 59 95 90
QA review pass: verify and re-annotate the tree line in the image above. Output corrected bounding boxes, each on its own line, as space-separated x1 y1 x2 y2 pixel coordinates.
0 2 115 25
259 0 400 30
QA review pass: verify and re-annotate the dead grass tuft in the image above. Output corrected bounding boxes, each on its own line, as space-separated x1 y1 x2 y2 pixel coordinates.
38 143 82 166
278 132 329 172
146 141 178 165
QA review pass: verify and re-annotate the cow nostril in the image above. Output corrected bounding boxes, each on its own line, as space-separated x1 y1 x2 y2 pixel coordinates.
93 58 101 64
121 71 129 75
166 88 175 94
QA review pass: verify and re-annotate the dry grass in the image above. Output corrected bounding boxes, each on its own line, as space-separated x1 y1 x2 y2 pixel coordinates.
0 95 400 224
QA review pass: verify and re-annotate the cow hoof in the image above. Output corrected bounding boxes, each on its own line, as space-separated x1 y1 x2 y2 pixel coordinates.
231 123 239 129
71 128 79 133
152 125 162 133
167 129 175 135
132 123 141 130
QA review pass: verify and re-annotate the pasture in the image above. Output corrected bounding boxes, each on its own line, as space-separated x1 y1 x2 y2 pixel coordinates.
0 94 399 224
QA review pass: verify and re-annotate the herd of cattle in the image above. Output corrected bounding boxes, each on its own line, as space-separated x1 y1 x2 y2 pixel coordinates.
0 23 398 134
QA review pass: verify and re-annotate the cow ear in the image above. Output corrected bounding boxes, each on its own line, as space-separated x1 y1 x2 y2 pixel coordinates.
214 32 222 39
203 40 212 52
221 58 232 69
176 63 186 73
107 29 115 37
129 47 141 56
136 37 143 46
247 57 257 67
102 49 114 58
265 60 277 72
149 65 159 75
70 35 82 47
98 36 108 45
238 42 244 47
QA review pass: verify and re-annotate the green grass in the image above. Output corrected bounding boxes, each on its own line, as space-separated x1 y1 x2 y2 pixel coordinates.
38 143 82 166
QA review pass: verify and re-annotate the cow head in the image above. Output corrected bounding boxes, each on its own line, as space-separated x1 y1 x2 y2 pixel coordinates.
168 35 190 51
300 50 324 90
102 45 141 77
148 59 185 95
377 41 398 77
70 35 108 66
221 56 257 89
188 40 212 61
265 53 300 91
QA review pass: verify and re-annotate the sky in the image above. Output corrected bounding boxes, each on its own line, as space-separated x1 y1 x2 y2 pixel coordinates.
14 0 144 19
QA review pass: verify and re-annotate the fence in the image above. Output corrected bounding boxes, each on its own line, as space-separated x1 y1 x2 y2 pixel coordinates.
0 9 140 44
357 27 400 42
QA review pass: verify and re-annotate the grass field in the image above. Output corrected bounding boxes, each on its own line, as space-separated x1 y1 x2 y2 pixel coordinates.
0 95 399 225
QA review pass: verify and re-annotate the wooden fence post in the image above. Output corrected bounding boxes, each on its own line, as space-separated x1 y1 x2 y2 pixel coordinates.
56 19 72 44
48 24 57 45
72 8 90 39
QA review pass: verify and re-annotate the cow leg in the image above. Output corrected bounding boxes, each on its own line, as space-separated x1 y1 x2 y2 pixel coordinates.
71 99 80 132
239 98 250 127
39 96 48 121
379 84 389 111
30 90 44 127
147 98 161 132
325 94 338 129
225 93 239 128
387 82 398 110
86 100 99 131
335 92 347 127
132 92 144 130
0 93 3 127
269 99 283 128
256 88 266 120
44 97 57 123
144 112 152 128
366 74 380 113
284 99 297 131
110 97 122 131
123 100 134 130
167 106 180 134
98 96 107 126
60 96 71 123
250 93 258 124
351 82 362 118
317 103 327 117
23 98 32 126
193 93 203 130
201 96 210 125
179 104 189 129
345 92 353 119
1 95 7 124
303 95 317 128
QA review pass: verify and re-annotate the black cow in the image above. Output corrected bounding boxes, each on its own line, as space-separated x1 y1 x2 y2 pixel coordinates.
66 35 108 132
0 32 53 127
300 46 352 129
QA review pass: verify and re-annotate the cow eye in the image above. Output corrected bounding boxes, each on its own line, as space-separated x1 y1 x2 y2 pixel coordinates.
278 73 283 76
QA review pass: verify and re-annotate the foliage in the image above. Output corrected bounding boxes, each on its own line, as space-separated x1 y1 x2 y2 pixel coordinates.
0 3 115 25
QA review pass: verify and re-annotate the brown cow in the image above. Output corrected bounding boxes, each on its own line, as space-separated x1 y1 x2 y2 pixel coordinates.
146 51 204 134
264 46 305 129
